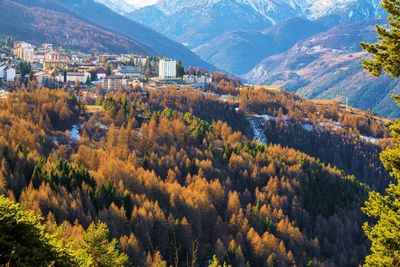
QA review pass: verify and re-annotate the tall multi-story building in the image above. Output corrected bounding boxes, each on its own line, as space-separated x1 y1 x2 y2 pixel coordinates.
158 59 176 80
103 77 128 91
12 42 35 62
0 65 5 80
43 51 69 70
5 67 16 82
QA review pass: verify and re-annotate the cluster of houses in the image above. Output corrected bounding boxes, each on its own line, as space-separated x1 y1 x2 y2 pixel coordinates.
0 41 213 91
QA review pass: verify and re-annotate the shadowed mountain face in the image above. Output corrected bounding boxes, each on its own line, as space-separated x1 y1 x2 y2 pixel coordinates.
5 0 217 70
129 0 273 49
194 17 327 75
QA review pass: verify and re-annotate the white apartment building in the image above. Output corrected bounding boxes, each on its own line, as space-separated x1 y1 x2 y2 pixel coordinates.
5 67 16 81
56 72 90 83
0 65 5 80
67 72 91 83
159 59 176 80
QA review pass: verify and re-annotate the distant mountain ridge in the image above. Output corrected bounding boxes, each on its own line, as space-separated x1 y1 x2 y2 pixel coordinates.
126 0 385 75
244 19 400 118
194 17 327 75
129 0 273 48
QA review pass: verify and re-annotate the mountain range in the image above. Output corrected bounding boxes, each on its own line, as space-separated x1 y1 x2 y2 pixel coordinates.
194 17 327 75
129 0 274 48
127 0 386 75
244 19 400 118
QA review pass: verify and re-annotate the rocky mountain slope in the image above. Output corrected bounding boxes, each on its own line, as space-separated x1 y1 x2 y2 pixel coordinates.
194 17 326 75
129 0 272 48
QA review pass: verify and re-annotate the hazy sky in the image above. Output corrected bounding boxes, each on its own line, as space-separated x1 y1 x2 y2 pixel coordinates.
125 0 157 8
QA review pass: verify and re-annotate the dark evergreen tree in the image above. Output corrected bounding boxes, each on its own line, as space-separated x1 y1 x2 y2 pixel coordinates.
176 59 185 78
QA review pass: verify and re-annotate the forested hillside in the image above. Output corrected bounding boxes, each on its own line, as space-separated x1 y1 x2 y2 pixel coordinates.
0 0 153 54
239 87 393 192
1 83 392 266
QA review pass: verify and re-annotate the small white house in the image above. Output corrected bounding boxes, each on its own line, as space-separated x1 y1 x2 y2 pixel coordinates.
183 75 196 84
96 67 107 80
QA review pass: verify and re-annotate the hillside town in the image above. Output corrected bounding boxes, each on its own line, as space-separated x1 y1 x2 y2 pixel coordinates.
0 40 213 91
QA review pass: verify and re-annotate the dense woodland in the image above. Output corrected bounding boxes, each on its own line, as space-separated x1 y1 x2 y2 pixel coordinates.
239 88 390 138
239 88 393 192
0 83 390 266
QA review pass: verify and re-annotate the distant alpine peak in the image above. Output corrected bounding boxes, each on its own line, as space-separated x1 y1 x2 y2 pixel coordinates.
155 0 222 15
95 0 137 14
306 0 377 19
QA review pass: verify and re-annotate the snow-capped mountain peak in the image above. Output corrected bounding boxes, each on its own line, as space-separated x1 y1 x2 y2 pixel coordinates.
101 0 384 22
95 0 137 14
155 0 222 15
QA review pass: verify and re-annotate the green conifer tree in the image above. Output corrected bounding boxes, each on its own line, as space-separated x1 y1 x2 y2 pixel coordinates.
361 0 400 77
0 195 76 266
77 221 129 267
176 60 185 78
361 1 400 266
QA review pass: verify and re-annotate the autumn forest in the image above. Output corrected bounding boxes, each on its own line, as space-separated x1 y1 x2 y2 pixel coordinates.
0 75 395 266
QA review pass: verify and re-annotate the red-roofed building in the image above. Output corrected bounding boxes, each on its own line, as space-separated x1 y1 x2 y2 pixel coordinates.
96 67 107 80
